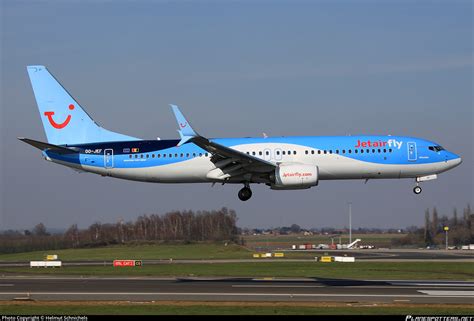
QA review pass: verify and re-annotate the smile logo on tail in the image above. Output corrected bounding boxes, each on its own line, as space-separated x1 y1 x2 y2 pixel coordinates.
44 104 75 129
180 122 187 128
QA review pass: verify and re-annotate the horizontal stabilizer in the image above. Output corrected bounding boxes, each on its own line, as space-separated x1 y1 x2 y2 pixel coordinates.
18 137 78 154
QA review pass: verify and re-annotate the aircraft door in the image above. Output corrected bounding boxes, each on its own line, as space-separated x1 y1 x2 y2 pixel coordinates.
407 142 417 161
104 149 114 168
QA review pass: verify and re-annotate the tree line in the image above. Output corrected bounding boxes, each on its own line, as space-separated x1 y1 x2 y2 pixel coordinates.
0 207 239 254
393 204 473 247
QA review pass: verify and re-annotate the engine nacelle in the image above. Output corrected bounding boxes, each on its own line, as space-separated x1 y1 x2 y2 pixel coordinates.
271 163 319 190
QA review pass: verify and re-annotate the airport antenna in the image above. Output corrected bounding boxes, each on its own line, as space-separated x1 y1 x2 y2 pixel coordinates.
348 202 352 245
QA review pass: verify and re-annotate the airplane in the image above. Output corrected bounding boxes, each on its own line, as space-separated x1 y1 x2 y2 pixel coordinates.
20 65 462 201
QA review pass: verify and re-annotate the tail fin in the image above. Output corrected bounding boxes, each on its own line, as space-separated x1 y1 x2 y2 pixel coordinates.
27 65 140 145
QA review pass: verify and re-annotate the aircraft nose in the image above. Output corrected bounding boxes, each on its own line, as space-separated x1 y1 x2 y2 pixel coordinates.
454 156 462 166
447 153 462 168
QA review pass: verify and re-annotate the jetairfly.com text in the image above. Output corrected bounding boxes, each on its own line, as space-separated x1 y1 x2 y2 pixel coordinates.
282 172 313 178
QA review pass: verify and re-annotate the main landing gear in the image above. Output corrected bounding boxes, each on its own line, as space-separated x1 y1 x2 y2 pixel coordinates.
238 183 252 201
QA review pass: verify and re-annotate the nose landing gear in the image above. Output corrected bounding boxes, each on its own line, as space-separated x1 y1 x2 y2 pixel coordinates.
413 175 438 195
238 183 252 201
413 185 422 195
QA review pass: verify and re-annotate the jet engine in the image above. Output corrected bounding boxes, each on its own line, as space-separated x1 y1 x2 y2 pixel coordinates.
270 163 319 190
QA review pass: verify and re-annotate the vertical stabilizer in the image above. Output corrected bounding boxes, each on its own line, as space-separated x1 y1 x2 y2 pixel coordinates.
27 65 140 145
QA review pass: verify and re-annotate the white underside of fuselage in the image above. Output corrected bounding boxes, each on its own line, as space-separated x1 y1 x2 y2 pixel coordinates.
49 143 457 185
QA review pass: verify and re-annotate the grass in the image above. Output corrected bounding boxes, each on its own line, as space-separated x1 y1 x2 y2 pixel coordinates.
1 262 473 280
0 233 407 262
0 243 251 261
1 302 473 315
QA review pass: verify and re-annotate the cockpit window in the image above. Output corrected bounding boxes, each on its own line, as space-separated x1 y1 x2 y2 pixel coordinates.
429 146 444 152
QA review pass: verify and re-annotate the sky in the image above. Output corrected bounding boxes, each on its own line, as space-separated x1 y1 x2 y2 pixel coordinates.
1 0 472 231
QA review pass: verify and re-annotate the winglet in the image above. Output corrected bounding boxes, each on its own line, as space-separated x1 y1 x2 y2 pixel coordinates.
170 104 198 146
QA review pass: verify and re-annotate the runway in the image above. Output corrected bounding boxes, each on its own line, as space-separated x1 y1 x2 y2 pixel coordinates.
280 249 474 261
1 277 473 304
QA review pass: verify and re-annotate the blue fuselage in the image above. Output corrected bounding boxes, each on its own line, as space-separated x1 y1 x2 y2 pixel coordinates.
43 135 461 184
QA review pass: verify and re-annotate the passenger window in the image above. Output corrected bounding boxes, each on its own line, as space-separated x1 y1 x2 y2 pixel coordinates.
288 151 291 155
246 152 250 155
282 151 286 155
329 150 332 154
163 154 166 158
355 150 358 154
135 155 138 158
324 150 327 154
372 149 375 153
318 150 321 154
360 149 364 154
193 153 196 157
180 153 184 157
378 149 381 153
129 155 132 159
342 150 346 154
311 150 315 155
336 150 339 154
366 149 369 153
199 153 202 157
348 150 352 154
158 154 161 158
388 149 392 153
169 154 172 158
383 149 387 153
276 151 280 155
266 151 269 155
205 153 209 157
259 151 262 156
305 150 308 155
146 154 149 158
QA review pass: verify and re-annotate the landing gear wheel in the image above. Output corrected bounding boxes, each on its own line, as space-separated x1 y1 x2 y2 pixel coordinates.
413 186 422 195
238 187 252 201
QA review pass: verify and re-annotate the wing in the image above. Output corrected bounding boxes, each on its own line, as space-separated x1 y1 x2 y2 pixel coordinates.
170 105 276 182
